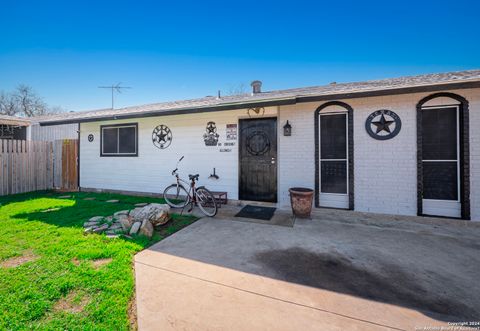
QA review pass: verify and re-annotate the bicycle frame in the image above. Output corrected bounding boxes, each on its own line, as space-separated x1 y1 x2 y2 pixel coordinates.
166 156 217 217
172 173 198 206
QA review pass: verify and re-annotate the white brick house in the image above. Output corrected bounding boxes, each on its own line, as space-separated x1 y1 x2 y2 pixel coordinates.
40 70 480 221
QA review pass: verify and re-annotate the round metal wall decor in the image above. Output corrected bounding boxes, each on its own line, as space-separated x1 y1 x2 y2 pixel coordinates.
152 124 172 149
246 131 270 156
88 134 94 142
365 109 402 140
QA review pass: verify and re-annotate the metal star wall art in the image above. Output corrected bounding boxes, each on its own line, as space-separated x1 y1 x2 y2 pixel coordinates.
152 124 172 149
365 110 402 140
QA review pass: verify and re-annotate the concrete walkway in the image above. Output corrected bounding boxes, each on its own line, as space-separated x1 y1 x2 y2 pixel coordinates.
135 210 480 331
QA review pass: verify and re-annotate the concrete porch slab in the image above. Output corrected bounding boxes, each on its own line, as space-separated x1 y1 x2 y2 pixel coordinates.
135 214 480 330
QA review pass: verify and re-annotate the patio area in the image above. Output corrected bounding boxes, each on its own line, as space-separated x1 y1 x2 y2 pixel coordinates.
135 207 480 330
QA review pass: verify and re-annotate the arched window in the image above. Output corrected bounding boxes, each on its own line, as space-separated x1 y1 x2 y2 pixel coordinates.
416 93 470 219
314 101 354 210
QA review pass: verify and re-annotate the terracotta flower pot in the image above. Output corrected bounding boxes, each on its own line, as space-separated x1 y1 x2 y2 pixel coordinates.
289 187 314 218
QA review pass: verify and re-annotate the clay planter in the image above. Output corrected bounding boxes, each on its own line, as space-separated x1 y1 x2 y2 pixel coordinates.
289 187 314 218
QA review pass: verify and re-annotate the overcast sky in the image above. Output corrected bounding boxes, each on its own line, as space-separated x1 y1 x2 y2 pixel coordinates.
1 0 479 111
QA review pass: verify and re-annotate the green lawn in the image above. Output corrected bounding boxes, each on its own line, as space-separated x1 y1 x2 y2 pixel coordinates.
0 191 197 330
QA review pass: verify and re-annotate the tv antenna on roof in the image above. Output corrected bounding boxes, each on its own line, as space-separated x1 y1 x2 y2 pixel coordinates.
98 83 132 109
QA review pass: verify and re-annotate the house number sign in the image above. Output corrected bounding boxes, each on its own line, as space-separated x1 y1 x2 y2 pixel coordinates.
365 109 402 140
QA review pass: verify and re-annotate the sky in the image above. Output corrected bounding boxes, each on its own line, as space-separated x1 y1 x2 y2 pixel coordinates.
1 0 479 112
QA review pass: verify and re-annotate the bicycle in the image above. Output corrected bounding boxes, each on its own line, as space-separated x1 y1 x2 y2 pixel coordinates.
163 156 218 217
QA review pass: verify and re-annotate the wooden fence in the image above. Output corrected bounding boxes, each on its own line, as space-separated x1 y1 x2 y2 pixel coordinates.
0 139 78 196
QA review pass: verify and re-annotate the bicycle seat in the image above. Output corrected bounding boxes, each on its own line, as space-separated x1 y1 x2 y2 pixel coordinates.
189 174 200 181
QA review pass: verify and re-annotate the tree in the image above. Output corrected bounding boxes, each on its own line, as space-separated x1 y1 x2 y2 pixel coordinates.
14 85 48 117
0 92 17 116
0 85 64 117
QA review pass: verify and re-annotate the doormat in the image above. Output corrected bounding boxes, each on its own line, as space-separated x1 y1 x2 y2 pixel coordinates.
235 205 276 221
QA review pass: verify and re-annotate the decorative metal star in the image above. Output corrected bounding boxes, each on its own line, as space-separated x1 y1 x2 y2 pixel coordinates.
371 114 394 134
207 122 216 133
157 132 167 142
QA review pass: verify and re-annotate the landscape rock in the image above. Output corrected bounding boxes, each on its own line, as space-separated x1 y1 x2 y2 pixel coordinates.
129 208 141 218
108 223 123 231
129 203 170 225
84 203 170 238
106 199 119 203
129 222 141 235
89 216 104 223
84 227 94 234
104 216 114 225
114 210 129 217
135 203 148 207
147 204 171 226
106 234 121 239
84 221 98 227
118 215 133 232
93 224 109 233
138 219 154 238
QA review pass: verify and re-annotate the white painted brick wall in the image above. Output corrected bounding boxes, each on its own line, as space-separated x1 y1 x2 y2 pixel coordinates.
80 107 278 200
277 104 315 206
467 89 480 221
80 88 480 221
278 88 480 220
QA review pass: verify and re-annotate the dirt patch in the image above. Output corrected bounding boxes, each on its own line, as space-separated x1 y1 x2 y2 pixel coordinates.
91 258 113 269
128 292 138 330
0 250 38 268
71 257 81 266
254 247 478 321
53 290 90 314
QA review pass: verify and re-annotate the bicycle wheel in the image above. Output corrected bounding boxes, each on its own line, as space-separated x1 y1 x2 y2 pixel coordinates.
163 184 190 208
195 187 217 217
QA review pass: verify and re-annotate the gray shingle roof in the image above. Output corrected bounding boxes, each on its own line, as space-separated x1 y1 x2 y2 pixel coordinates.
38 69 480 125
0 115 31 126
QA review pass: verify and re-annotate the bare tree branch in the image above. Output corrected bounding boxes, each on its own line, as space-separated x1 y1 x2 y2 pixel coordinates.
0 85 63 117
0 92 17 116
14 84 48 117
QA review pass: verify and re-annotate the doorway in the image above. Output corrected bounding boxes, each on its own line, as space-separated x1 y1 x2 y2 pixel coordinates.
315 101 354 210
239 118 277 202
417 92 470 220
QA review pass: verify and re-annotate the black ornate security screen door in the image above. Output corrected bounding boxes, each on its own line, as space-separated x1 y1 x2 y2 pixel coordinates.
319 113 349 209
421 106 461 218
239 118 277 202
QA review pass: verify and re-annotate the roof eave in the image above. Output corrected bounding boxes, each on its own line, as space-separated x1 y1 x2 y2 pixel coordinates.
39 80 480 126
0 119 31 126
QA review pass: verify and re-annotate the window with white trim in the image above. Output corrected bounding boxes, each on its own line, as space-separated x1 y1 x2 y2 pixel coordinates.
100 123 138 156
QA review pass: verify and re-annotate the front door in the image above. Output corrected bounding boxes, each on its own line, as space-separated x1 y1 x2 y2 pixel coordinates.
239 118 277 202
421 106 461 218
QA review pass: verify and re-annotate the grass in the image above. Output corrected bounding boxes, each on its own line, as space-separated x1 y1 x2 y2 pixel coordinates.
0 190 198 330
